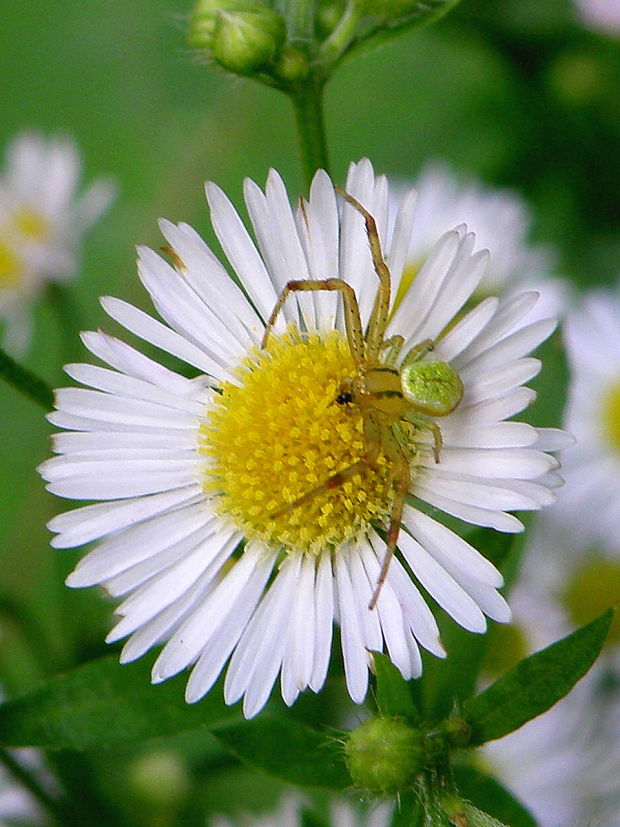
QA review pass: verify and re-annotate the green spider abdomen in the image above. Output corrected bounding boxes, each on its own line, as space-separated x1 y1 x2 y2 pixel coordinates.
401 360 463 417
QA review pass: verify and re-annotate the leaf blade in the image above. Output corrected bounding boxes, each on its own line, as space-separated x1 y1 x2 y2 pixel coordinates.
211 716 350 790
0 656 238 750
463 608 613 746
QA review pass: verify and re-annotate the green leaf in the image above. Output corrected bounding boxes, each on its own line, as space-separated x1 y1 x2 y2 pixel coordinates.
211 716 350 790
463 608 614 746
373 652 419 723
0 655 238 749
453 765 537 827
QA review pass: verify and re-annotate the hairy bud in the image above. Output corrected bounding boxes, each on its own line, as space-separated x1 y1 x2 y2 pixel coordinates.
344 716 424 794
211 9 286 75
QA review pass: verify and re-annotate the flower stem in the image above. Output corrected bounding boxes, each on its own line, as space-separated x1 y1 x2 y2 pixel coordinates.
0 748 66 824
290 79 330 190
320 0 362 66
0 346 54 410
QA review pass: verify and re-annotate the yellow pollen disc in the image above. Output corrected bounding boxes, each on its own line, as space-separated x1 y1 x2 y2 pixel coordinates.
0 240 22 288
200 328 394 556
601 380 620 454
563 557 620 646
14 209 49 241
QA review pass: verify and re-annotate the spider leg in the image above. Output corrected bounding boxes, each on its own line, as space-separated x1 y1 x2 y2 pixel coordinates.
369 433 411 610
401 338 435 368
403 411 444 464
261 279 367 369
335 188 392 361
270 413 382 517
380 334 405 366
269 456 375 520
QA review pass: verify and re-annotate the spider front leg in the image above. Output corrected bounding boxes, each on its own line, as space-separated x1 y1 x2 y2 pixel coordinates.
261 278 366 369
369 437 411 610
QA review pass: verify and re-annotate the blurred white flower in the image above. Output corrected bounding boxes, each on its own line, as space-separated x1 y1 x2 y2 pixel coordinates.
574 0 620 35
482 357 620 827
0 132 115 354
481 522 620 825
210 795 392 827
554 286 620 555
0 748 50 825
393 163 569 322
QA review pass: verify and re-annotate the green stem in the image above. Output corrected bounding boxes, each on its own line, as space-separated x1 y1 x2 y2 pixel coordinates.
0 346 54 410
48 283 83 367
286 0 315 42
290 79 330 190
0 748 66 824
320 0 362 66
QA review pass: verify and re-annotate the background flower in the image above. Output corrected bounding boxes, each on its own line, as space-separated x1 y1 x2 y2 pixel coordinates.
0 132 115 354
392 162 570 322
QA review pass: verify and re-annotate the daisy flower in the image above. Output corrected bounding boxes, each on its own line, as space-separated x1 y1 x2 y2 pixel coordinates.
552 286 620 555
481 519 620 825
393 163 568 321
210 795 392 827
481 288 620 822
0 132 115 354
40 159 564 718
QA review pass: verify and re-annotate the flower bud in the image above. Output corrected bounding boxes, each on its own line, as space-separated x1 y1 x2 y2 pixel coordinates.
344 716 424 795
188 0 259 50
211 8 286 75
273 45 309 83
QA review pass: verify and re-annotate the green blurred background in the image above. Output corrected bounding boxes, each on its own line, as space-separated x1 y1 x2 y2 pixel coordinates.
1 0 619 823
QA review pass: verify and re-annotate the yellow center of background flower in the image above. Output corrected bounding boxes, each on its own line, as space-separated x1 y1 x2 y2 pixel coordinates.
200 328 394 556
14 209 49 240
601 380 620 454
0 239 22 288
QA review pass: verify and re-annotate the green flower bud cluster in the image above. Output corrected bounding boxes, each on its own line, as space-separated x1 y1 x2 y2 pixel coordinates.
187 0 459 88
189 0 286 77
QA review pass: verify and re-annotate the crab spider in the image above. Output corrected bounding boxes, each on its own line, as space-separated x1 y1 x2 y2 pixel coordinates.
262 188 464 610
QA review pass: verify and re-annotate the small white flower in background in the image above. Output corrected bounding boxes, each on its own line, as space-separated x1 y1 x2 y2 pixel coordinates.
0 132 115 354
0 748 50 825
481 282 620 827
481 519 620 826
553 286 620 555
393 163 569 321
210 795 392 827
40 159 566 718
574 0 620 35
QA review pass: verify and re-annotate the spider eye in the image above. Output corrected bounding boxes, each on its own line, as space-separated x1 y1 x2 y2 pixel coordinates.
335 391 354 405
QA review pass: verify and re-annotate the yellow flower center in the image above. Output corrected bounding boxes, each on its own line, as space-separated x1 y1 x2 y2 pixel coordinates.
563 557 620 647
601 380 620 454
14 209 49 241
0 239 22 288
200 328 394 556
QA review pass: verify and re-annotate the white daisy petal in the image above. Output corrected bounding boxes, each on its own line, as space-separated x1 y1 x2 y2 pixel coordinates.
335 552 370 704
205 181 278 324
398 530 487 633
